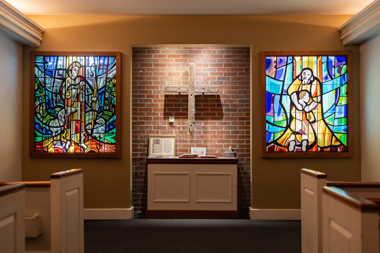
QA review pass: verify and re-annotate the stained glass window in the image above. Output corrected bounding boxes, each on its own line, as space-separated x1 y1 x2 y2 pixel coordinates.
31 52 120 158
262 52 352 157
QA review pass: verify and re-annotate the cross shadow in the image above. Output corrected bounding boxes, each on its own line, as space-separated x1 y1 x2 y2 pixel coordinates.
164 94 223 120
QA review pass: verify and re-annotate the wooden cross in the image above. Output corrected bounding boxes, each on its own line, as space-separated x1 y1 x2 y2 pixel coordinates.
164 63 219 137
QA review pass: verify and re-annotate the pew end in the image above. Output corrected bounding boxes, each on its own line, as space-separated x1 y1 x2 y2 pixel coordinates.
322 186 379 253
0 168 84 253
0 184 26 253
300 168 327 253
51 168 84 253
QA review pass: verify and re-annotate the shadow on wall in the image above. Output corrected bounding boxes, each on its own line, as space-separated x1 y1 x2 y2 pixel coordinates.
164 94 223 120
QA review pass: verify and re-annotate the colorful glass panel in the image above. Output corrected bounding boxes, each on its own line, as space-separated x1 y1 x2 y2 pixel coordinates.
33 54 117 154
265 55 348 153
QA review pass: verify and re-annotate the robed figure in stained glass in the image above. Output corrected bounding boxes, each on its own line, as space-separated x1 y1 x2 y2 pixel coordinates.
277 68 340 151
60 61 97 152
33 55 117 154
265 55 348 153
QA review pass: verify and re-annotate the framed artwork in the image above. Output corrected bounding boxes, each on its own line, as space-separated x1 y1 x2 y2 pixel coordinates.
30 51 121 158
261 51 352 158
148 135 176 156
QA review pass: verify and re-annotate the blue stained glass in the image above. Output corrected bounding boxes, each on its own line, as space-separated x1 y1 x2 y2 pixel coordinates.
322 56 327 63
45 70 54 77
322 62 331 82
266 132 273 143
36 63 44 71
277 57 287 68
322 91 336 114
266 123 286 133
275 66 286 81
335 56 347 67
100 57 107 65
106 119 116 131
328 56 334 77
266 92 273 113
281 95 291 123
36 56 43 63
335 105 347 118
266 77 283 94
324 105 336 119
34 54 118 154
322 74 347 94
266 58 274 71
274 95 285 121
109 57 116 66
284 63 293 91
287 57 293 64
333 125 347 133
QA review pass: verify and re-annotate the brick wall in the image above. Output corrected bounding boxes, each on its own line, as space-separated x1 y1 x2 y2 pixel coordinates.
132 46 250 212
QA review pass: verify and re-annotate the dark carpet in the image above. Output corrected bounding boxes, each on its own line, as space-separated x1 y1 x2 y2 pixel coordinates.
84 216 301 253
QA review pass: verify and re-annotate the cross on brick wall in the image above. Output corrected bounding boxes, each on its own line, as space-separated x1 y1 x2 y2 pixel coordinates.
164 63 219 137
132 46 251 212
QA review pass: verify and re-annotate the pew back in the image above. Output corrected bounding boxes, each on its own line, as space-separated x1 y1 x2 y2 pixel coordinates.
300 168 327 253
51 169 84 253
0 181 52 252
322 186 379 253
0 184 25 253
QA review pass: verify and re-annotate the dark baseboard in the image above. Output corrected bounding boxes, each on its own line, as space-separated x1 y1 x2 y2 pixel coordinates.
146 210 239 219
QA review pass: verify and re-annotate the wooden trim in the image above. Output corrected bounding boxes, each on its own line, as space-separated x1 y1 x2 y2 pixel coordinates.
147 157 238 164
261 51 353 158
300 168 327 179
29 51 121 159
327 182 380 188
322 186 379 212
50 168 83 179
0 181 50 187
0 184 24 197
146 210 239 219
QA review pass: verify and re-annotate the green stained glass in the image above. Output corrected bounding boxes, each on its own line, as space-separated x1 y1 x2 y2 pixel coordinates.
334 118 347 125
338 97 347 105
274 131 284 141
265 54 349 154
341 64 347 75
274 120 287 127
325 114 335 125
340 84 347 97
33 54 118 155
336 133 347 146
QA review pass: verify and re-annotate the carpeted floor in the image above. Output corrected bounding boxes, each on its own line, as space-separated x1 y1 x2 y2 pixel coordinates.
84 214 301 253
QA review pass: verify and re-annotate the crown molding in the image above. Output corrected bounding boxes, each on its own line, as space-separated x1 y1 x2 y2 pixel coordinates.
339 1 380 45
0 0 43 46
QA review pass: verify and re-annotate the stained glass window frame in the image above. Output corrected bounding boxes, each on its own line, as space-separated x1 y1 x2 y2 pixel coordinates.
29 51 121 158
261 51 352 158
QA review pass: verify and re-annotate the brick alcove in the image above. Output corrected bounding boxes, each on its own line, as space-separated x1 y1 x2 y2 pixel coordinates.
132 46 250 213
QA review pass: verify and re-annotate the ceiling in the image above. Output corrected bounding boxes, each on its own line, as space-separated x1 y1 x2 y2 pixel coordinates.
5 0 376 15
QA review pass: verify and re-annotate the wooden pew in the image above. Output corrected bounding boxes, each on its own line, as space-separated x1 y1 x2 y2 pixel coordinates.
301 168 327 253
322 186 379 253
0 184 25 253
301 168 380 253
0 169 84 253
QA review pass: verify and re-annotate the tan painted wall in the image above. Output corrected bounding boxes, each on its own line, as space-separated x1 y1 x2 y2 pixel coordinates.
22 15 360 209
0 32 22 181
360 35 380 182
